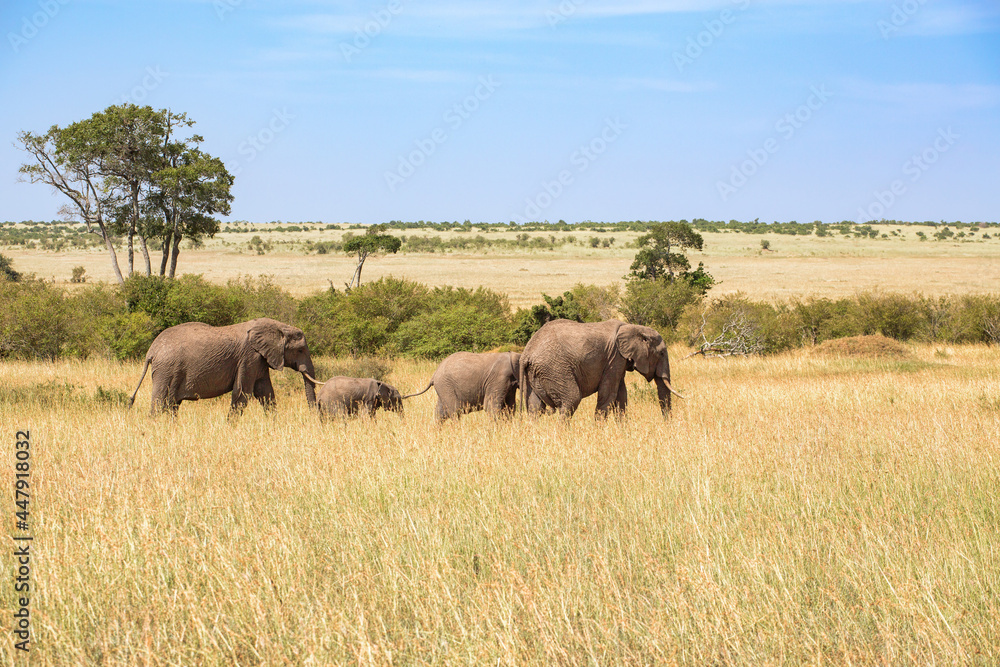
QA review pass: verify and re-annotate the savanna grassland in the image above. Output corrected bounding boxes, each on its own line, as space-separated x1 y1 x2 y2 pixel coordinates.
1 222 999 664
1 345 998 664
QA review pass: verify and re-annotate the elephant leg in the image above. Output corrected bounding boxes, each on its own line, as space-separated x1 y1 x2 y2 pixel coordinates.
434 399 455 422
610 379 627 417
254 375 276 411
498 385 517 417
595 371 625 418
151 381 180 416
556 385 582 418
230 390 250 415
525 387 544 415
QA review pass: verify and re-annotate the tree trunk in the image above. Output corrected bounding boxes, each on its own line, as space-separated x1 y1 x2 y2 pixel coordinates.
96 222 126 286
140 236 152 275
159 231 171 276
168 234 182 278
127 231 135 276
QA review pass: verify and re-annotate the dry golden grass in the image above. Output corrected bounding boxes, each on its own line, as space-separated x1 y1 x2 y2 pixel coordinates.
6 225 1000 308
2 344 998 664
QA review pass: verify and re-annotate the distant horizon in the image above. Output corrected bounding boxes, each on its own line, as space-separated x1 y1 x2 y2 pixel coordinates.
4 217 997 227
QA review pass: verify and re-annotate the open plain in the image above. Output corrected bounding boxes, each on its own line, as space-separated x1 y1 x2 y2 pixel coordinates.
6 224 1000 307
1 224 999 664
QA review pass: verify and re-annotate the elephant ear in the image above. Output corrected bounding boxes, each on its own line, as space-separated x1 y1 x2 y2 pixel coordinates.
248 320 285 370
616 324 654 377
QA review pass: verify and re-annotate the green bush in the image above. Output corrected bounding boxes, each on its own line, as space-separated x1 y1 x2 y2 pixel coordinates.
297 277 431 357
395 286 513 358
124 274 247 332
947 294 1000 344
226 275 297 323
855 291 927 341
296 288 350 356
620 277 705 338
66 282 130 358
0 279 75 359
512 285 621 346
122 275 172 323
790 297 862 345
101 311 157 360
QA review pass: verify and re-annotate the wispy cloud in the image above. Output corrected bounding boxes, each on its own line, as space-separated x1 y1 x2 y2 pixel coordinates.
894 4 1000 36
843 80 1000 110
615 77 716 93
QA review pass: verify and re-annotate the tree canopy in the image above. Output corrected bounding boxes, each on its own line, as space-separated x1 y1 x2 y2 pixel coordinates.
629 221 706 282
343 225 402 289
17 104 233 284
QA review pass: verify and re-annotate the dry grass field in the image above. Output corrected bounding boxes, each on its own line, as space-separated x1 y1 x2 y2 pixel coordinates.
2 225 999 663
6 224 1000 307
1 342 999 664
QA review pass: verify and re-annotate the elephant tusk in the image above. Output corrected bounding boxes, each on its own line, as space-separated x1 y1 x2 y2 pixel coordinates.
661 377 684 399
302 372 326 386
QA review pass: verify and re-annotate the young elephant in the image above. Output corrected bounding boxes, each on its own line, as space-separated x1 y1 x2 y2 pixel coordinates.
405 351 520 421
316 377 403 418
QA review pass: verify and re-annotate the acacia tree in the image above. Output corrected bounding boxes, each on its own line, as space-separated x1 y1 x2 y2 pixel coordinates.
17 104 232 285
621 221 715 333
629 220 705 281
343 225 401 289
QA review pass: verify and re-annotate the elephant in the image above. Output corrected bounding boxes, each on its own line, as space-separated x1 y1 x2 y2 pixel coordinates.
129 317 318 415
519 319 680 418
316 377 403 418
404 351 520 421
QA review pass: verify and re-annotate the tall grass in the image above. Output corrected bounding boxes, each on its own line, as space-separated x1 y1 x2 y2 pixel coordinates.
1 346 998 664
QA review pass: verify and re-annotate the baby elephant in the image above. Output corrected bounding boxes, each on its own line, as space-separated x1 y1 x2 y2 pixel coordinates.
405 351 520 421
316 377 403 419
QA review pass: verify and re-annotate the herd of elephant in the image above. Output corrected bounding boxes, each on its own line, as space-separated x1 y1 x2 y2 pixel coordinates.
128 317 681 421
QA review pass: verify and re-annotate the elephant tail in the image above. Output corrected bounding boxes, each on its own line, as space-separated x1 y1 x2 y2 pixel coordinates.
401 380 433 399
519 355 530 413
128 357 152 408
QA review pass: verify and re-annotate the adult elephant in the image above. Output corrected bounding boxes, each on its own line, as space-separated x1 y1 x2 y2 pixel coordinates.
129 318 319 415
519 319 680 418
316 377 403 418
404 351 520 421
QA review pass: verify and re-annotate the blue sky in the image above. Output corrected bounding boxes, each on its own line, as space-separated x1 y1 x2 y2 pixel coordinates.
2 0 998 224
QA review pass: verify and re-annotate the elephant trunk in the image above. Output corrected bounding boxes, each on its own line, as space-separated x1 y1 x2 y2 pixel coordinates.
301 357 318 408
654 353 672 417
